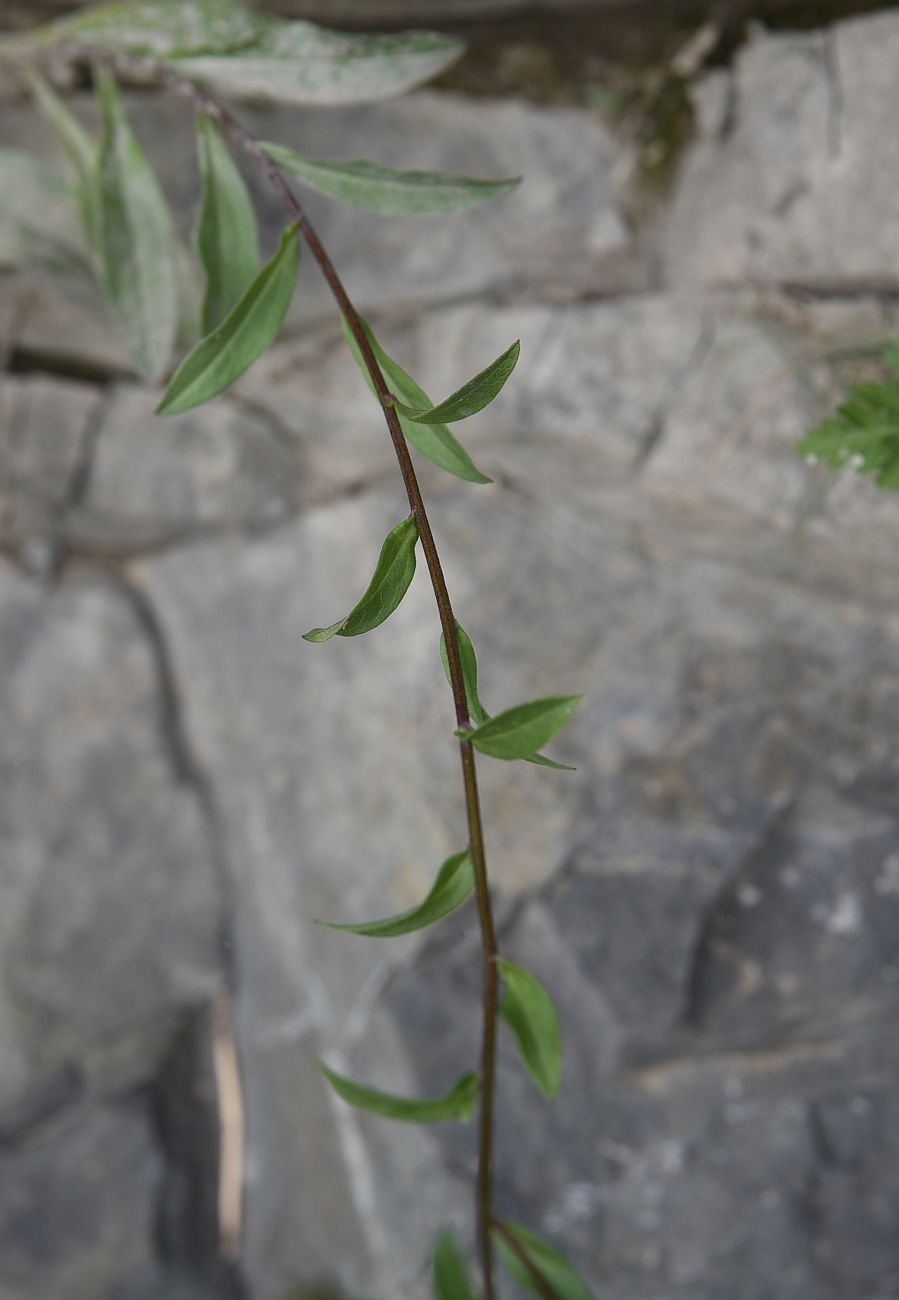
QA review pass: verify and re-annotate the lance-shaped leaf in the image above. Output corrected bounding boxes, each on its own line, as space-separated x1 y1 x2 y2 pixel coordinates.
27 72 98 249
157 222 298 414
169 22 464 107
457 696 581 762
493 1221 594 1300
303 515 418 642
342 318 490 485
3 0 273 58
93 69 179 381
393 341 520 425
318 1063 478 1124
320 851 474 938
434 1228 479 1300
498 959 562 1100
195 114 259 332
441 625 575 770
263 144 519 216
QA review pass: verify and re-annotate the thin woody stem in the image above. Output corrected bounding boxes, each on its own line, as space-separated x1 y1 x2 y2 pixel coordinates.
101 52 501 1299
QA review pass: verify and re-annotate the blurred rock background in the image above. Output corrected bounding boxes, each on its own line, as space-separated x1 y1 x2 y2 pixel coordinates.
2 3 899 1299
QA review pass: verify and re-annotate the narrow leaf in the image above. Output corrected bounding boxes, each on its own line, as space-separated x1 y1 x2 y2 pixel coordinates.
318 1063 478 1124
342 318 491 485
498 959 562 1100
169 22 463 107
434 1228 479 1300
493 1222 594 1300
27 71 96 190
441 627 575 769
458 696 581 762
320 851 473 937
303 515 418 642
394 341 520 425
263 143 519 216
195 114 259 332
157 222 298 414
93 69 179 380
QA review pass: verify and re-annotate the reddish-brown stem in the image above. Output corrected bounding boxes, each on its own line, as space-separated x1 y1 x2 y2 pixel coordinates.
103 52 502 1300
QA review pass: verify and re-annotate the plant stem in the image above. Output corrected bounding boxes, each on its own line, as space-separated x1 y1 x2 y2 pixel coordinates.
491 1219 561 1300
111 53 501 1299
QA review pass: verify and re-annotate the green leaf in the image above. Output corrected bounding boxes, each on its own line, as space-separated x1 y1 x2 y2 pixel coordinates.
0 149 87 276
494 1222 594 1300
433 1228 479 1300
157 222 298 414
441 626 575 770
342 318 490 485
4 0 272 58
320 851 473 938
195 114 259 332
303 515 418 642
93 69 179 380
458 696 581 762
263 144 519 217
498 959 562 1100
318 1063 478 1124
169 22 464 106
798 354 899 489
27 71 98 246
394 341 520 425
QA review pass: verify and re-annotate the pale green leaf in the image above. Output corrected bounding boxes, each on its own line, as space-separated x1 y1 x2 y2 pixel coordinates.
27 71 98 245
157 222 298 414
494 1222 593 1300
320 851 473 938
93 69 179 380
3 0 272 57
195 114 259 332
0 149 86 276
457 696 581 762
434 1228 479 1300
395 341 520 425
303 515 418 642
342 317 491 485
498 959 562 1100
169 22 464 106
441 625 575 770
318 1063 478 1124
263 143 519 216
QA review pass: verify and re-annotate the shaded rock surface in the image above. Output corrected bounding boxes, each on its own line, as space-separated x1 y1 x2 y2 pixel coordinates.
2 9 899 1300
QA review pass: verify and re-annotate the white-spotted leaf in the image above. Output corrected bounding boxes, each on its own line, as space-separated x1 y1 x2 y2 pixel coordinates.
93 69 179 380
320 851 473 938
195 114 259 332
318 1063 478 1124
498 959 562 1100
342 318 491 484
458 696 581 762
4 0 272 58
303 515 418 642
170 22 463 106
394 340 520 425
157 221 298 414
434 1228 479 1300
263 143 519 216
493 1222 594 1300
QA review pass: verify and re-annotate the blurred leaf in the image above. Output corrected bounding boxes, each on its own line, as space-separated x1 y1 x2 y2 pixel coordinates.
304 515 418 642
394 341 520 425
498 959 562 1099
157 221 298 413
441 626 575 769
458 696 581 762
493 1222 593 1300
798 353 899 489
0 148 87 276
264 144 518 216
3 0 271 57
169 22 463 106
320 850 473 937
195 114 259 332
93 68 179 379
318 1063 478 1123
342 317 490 484
433 1228 479 1300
